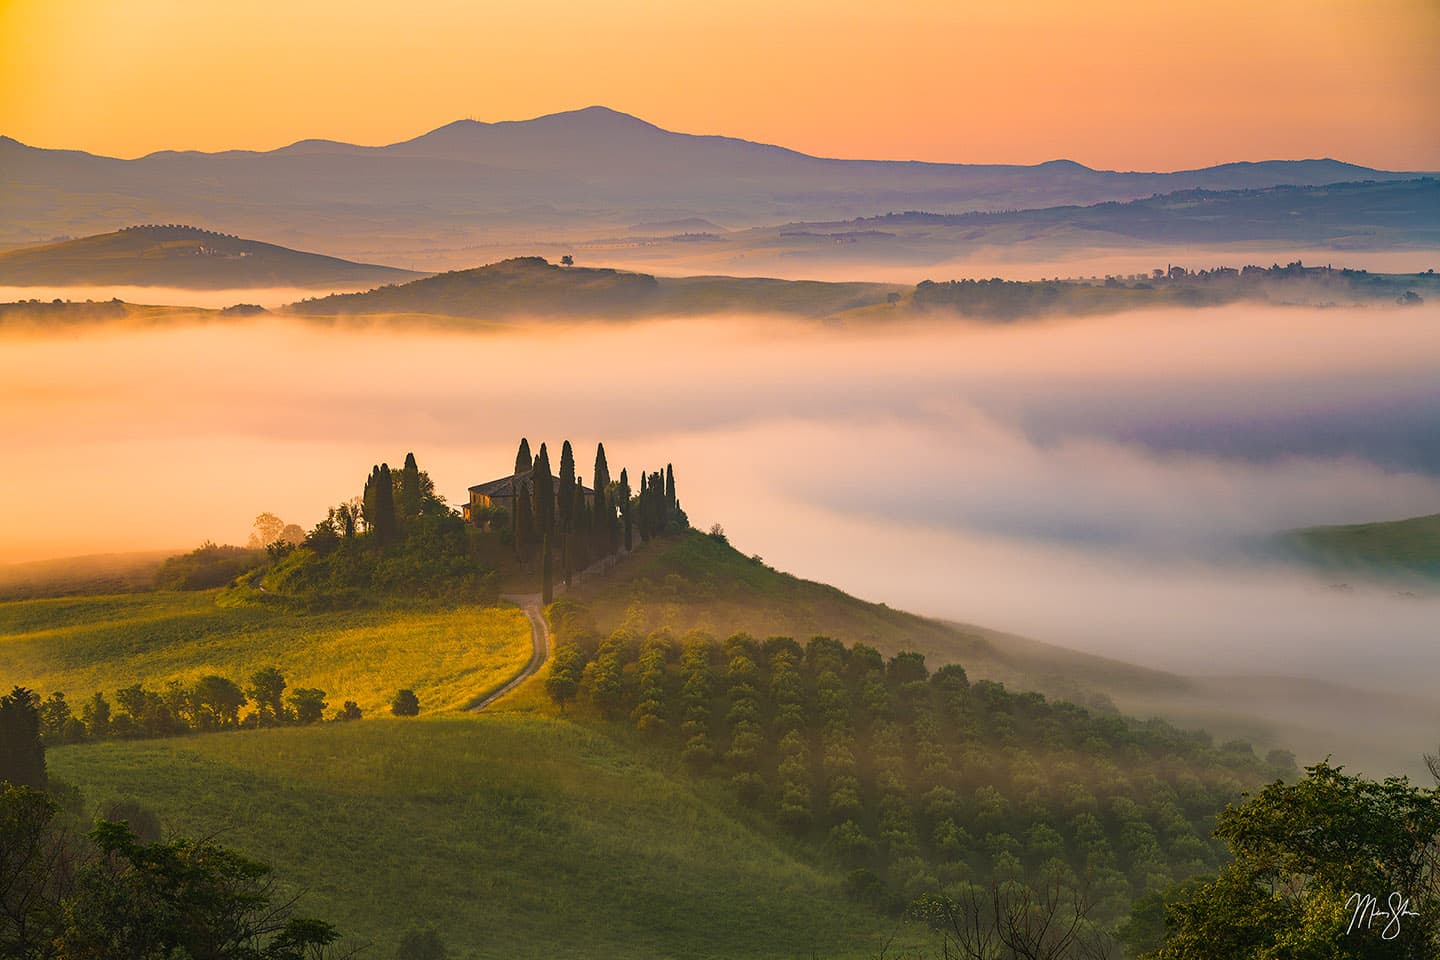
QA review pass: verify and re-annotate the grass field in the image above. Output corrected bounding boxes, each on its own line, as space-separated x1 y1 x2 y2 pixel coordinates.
1282 512 1440 577
0 592 532 714
47 714 908 960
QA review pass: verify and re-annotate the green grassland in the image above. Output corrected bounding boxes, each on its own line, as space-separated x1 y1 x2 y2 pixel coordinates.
1281 512 1440 577
47 715 907 960
0 591 531 714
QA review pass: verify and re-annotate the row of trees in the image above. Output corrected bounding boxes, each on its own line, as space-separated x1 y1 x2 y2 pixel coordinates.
1 672 381 755
538 612 1287 921
508 437 686 602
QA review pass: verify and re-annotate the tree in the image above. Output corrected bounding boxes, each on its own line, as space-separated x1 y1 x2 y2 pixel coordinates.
80 692 110 738
248 512 285 549
37 693 72 743
1147 761 1440 959
558 440 576 532
665 463 676 514
618 468 633 551
592 443 612 554
246 667 288 726
542 534 554 605
514 437 532 475
560 254 574 267
0 687 45 789
514 479 534 560
376 463 396 544
532 444 554 536
287 688 328 725
190 675 247 729
53 816 348 960
401 452 422 521
391 689 420 717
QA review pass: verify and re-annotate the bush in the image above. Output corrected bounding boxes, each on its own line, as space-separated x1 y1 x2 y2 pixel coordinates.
396 924 447 960
391 689 420 717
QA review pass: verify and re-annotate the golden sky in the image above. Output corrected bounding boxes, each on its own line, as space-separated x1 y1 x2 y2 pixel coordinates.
1 0 1437 170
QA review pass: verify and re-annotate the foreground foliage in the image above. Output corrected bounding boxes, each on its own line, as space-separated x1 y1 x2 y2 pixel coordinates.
1141 762 1440 959
1 785 350 960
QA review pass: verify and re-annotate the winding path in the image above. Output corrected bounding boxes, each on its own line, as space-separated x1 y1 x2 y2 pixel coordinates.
466 543 639 711
466 594 549 711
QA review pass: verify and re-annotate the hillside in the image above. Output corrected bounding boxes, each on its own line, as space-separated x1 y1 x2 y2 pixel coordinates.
285 253 1434 324
0 225 421 288
2 106 1427 266
602 178 1440 274
567 531 1439 778
1280 512 1440 577
287 256 902 320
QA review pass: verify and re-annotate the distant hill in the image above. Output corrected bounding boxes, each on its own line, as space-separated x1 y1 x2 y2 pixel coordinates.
0 225 421 288
595 178 1440 273
282 253 1435 324
287 256 904 320
1280 512 1440 577
2 106 1429 265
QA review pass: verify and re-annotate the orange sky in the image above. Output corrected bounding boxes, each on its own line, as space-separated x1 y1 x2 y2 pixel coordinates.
1 0 1437 170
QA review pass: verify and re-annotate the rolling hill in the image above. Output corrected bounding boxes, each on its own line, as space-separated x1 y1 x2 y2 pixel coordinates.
3 106 1429 267
594 178 1440 274
1280 512 1440 577
286 256 903 320
0 225 422 288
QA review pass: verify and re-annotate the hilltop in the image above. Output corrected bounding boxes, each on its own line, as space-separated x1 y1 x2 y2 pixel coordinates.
0 225 422 288
3 106 1429 265
287 256 903 320
283 253 1436 324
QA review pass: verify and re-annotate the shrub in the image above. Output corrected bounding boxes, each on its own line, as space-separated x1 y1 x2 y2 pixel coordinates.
390 689 420 717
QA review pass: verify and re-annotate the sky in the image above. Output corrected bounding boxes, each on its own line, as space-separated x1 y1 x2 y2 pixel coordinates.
1 0 1437 171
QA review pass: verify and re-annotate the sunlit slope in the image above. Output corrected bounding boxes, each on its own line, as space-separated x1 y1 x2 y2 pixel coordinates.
48 716 890 960
1281 512 1440 577
573 530 1185 709
0 592 531 713
576 531 1438 777
0 225 421 288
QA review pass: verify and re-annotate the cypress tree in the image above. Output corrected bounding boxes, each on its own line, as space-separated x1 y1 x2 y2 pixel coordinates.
532 443 554 536
665 463 676 514
558 440 576 533
573 477 590 569
521 480 538 564
593 443 613 554
401 452 422 521
562 533 573 588
619 468 633 551
377 463 396 545
362 466 380 535
541 534 553 605
514 437 532 475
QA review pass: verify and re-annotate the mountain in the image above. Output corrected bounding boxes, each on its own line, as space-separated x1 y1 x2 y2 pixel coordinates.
2 107 1429 267
0 225 421 288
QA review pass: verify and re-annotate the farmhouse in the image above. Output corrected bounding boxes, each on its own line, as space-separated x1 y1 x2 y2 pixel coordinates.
462 467 594 525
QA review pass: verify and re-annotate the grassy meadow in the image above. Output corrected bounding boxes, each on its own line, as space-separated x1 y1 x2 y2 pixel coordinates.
0 591 532 714
47 712 907 960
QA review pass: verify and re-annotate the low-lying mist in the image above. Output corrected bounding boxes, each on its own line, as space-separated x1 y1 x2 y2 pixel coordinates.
4 303 1438 757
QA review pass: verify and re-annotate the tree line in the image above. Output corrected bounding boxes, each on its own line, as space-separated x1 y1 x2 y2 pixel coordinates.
506 437 687 603
538 604 1292 926
0 671 424 756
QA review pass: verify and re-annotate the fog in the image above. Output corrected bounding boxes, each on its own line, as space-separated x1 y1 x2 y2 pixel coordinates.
4 303 1439 730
